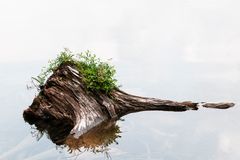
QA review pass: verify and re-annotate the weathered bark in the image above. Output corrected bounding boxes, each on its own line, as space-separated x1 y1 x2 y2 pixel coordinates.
23 63 234 138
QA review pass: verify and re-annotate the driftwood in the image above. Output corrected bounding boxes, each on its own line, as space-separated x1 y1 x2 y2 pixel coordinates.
23 63 234 141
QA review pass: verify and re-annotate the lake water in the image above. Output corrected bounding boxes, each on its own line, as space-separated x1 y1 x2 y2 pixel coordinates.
0 59 239 160
0 0 240 159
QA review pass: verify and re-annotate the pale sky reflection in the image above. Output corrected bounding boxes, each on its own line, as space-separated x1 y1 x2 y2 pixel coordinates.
0 0 240 159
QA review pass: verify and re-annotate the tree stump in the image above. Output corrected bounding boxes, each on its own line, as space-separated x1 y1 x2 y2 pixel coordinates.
23 63 235 139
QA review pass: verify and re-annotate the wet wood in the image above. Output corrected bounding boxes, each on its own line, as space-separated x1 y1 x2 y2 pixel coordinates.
23 63 235 136
202 102 235 109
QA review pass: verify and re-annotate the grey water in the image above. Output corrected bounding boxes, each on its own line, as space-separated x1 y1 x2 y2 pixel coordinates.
1 0 240 159
0 57 239 160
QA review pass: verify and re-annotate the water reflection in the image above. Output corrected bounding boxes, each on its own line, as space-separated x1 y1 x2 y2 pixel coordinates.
29 119 121 155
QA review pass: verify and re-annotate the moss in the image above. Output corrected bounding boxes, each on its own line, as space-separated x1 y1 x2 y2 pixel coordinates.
33 49 118 93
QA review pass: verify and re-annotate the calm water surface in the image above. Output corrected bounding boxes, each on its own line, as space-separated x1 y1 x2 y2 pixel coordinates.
1 0 240 159
0 61 239 160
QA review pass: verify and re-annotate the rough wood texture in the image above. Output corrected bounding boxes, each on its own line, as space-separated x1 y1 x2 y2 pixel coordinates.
23 63 234 137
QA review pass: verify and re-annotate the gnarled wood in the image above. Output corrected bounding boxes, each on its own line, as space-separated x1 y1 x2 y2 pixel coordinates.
23 63 234 137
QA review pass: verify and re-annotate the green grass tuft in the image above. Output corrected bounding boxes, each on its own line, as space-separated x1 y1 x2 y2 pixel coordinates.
33 49 118 93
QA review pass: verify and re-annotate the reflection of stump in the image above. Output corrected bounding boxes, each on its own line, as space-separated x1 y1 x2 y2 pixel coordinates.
31 118 121 153
23 63 234 137
64 120 121 153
